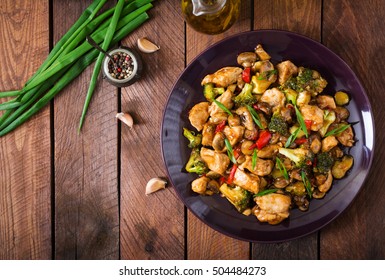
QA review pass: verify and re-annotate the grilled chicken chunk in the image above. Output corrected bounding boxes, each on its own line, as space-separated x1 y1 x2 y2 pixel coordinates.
188 102 209 131
276 60 298 85
240 156 274 177
208 89 234 124
260 88 286 112
300 104 324 131
201 67 243 88
233 168 260 194
254 193 291 224
200 147 230 175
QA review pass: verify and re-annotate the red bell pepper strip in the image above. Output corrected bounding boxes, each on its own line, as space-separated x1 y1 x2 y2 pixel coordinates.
233 145 241 159
248 130 272 150
215 120 226 133
294 137 307 145
305 120 312 132
226 164 238 184
242 67 251 83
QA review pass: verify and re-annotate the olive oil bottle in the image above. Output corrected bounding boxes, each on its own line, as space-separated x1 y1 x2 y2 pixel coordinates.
181 0 240 35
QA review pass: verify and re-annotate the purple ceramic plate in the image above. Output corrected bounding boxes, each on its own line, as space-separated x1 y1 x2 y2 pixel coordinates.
161 30 374 243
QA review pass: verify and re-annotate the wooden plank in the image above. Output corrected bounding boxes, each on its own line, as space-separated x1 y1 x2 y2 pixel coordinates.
53 0 119 259
251 0 321 260
0 0 51 259
254 0 322 41
320 0 385 259
119 0 185 259
186 1 252 260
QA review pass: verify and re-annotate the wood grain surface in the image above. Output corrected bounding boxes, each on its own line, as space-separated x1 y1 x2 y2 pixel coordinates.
119 1 185 259
52 0 119 259
0 0 51 259
0 0 384 260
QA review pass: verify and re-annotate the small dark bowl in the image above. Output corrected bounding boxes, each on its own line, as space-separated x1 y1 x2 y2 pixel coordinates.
102 47 143 87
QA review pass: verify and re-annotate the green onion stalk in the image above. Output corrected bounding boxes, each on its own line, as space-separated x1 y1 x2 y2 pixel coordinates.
0 0 153 136
0 9 151 136
78 0 125 132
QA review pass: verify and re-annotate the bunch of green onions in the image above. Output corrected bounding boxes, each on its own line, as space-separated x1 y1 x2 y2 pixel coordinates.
0 0 153 136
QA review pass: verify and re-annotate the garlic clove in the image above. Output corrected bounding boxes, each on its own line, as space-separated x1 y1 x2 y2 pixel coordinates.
145 178 167 195
137 37 160 53
116 112 133 128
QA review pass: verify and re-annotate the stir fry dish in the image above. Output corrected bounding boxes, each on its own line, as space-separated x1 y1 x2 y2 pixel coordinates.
183 44 355 225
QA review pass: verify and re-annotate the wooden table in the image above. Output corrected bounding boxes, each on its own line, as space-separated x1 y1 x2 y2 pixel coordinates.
0 0 384 260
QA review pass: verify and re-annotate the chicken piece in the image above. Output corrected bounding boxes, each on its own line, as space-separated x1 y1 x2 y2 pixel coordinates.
223 125 245 146
317 95 336 109
254 193 291 225
188 102 210 131
321 135 339 152
240 156 274 176
257 144 280 159
337 126 355 147
233 168 260 194
201 122 215 146
276 60 298 85
260 88 286 113
208 89 234 124
201 67 243 88
310 135 322 154
200 147 230 175
296 91 311 107
191 176 211 195
300 105 324 131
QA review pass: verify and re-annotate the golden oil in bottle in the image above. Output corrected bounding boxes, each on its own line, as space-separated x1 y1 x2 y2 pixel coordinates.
181 0 240 35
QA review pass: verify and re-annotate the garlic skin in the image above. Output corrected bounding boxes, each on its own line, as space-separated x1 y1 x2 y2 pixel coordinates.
145 178 167 195
137 37 160 53
116 112 133 128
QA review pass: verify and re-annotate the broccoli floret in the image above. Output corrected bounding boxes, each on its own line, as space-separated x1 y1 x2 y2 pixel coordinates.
315 152 335 173
219 183 252 213
185 148 208 175
319 110 336 137
233 83 256 107
268 114 288 135
183 127 202 148
203 83 225 101
283 67 327 94
278 147 312 167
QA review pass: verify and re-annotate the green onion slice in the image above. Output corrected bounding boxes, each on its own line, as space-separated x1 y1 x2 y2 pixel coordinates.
301 171 312 198
295 105 308 138
255 189 278 197
224 138 236 164
213 99 232 116
246 104 263 129
276 157 289 180
324 123 351 137
285 127 301 148
252 148 258 170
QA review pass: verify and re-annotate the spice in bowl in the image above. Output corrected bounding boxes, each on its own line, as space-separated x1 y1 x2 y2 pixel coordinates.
103 47 143 87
